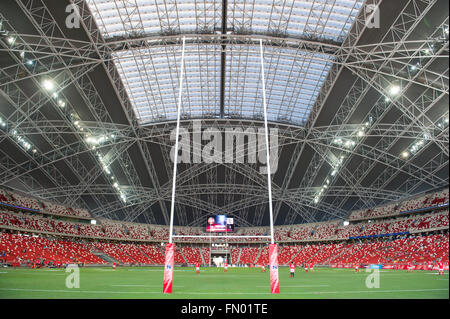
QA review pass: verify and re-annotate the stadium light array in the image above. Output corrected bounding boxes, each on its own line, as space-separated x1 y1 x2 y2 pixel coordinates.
316 119 372 205
313 155 346 205
401 139 426 160
85 135 115 145
12 131 34 152
1 19 127 205
94 150 127 203
1 117 39 154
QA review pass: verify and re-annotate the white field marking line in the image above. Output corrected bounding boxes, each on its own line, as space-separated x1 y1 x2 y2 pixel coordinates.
0 272 7 274
0 288 161 294
179 288 450 295
111 285 185 288
256 285 330 289
126 269 193 272
0 287 447 295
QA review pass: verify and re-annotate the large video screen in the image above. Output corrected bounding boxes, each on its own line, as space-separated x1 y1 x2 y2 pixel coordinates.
206 215 234 233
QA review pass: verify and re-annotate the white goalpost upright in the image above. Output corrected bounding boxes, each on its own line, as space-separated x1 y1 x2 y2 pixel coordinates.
163 37 279 294
259 39 280 294
162 36 186 294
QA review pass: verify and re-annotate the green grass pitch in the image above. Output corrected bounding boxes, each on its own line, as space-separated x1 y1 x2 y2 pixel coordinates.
0 267 448 299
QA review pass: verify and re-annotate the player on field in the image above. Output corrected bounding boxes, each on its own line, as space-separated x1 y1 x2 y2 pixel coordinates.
407 261 413 273
224 262 228 273
290 262 295 278
438 261 444 276
112 262 116 270
196 262 200 274
354 263 359 273
304 263 308 273
261 264 265 272
310 263 314 273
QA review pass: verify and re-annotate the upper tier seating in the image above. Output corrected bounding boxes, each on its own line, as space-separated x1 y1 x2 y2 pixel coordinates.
349 188 449 220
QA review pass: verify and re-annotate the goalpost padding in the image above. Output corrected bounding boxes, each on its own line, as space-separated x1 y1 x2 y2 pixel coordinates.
269 244 280 294
163 243 174 294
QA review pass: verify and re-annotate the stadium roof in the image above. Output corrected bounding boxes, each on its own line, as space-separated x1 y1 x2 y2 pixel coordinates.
0 0 448 227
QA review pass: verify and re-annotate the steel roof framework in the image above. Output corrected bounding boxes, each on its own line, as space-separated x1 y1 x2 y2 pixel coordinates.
0 0 448 226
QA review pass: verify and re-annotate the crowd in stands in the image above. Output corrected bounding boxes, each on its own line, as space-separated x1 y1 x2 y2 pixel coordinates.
123 223 151 240
41 201 91 219
255 246 269 265
174 246 187 264
139 244 165 264
1 207 448 243
182 246 203 264
115 243 153 264
201 247 210 264
1 188 91 219
350 188 449 221
0 189 41 210
91 242 137 264
238 247 261 264
0 232 105 266
0 231 447 267
0 187 448 268
277 245 300 264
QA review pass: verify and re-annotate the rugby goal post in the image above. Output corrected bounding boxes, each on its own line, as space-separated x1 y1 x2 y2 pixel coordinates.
163 37 279 294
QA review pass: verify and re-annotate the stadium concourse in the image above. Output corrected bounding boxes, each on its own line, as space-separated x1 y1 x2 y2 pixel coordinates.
1 187 448 269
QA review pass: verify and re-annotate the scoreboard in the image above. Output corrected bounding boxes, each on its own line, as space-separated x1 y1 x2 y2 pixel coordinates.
206 215 234 233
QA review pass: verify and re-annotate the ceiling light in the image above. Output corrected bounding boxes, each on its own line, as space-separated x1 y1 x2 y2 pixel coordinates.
357 130 365 137
401 151 410 159
6 36 15 45
42 79 55 91
389 85 401 96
